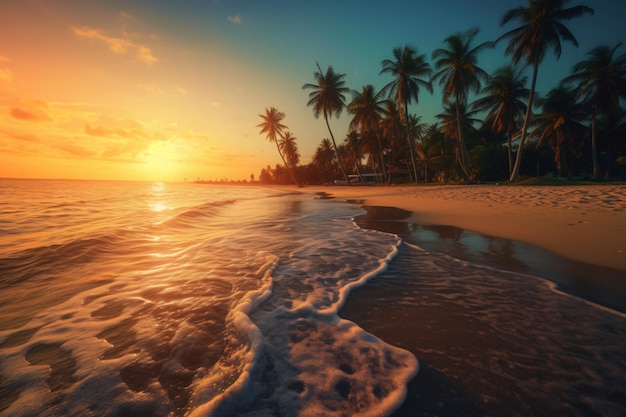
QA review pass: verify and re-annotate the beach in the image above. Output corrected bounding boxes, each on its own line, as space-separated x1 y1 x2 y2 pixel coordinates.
301 184 626 416
1 180 625 416
304 184 626 272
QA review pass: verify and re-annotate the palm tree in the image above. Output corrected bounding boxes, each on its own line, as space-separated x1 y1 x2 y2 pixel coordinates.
564 42 626 179
257 107 299 185
379 100 405 182
597 107 626 177
343 131 363 178
498 0 594 181
280 131 300 170
348 84 387 180
436 102 481 179
303 64 351 184
312 138 336 184
472 66 529 175
416 123 449 183
533 84 587 177
380 46 433 183
432 28 491 181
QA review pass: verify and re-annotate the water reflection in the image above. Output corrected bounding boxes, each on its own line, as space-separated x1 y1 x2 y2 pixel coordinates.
355 205 626 313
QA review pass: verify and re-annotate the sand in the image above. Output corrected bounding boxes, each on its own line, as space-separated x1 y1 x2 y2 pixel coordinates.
303 184 626 272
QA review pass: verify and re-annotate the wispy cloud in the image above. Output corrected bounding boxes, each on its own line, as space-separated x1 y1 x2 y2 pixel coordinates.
72 26 158 66
228 15 242 24
137 84 188 95
211 101 222 108
137 83 165 94
0 56 9 63
9 101 53 123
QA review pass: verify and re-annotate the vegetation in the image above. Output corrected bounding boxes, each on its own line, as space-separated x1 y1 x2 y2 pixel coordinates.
256 1 626 186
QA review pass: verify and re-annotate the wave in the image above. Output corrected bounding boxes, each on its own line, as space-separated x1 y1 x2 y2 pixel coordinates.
0 231 132 287
162 199 237 228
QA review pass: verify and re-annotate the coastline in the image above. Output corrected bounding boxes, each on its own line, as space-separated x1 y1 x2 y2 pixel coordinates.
300 184 626 272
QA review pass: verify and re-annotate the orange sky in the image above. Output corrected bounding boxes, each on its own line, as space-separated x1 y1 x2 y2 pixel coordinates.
1 0 621 182
0 1 292 182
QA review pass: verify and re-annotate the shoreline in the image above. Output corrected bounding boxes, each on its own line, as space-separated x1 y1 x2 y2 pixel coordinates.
323 185 626 416
300 184 626 272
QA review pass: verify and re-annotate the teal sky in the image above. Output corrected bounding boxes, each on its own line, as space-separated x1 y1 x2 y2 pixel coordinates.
147 0 624 162
1 0 624 180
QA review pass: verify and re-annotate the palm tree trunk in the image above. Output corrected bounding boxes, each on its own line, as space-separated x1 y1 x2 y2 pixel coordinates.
404 99 419 184
376 131 388 183
274 140 300 186
353 149 363 181
455 100 471 180
510 61 538 182
507 129 513 176
325 115 350 185
591 110 599 180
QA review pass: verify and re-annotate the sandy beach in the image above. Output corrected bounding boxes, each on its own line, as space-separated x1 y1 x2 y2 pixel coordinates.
303 184 626 272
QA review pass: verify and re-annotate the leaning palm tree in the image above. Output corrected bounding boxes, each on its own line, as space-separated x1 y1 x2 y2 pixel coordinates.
380 46 433 183
498 0 594 181
432 28 491 181
303 64 351 184
472 66 529 175
348 84 387 180
257 107 299 185
564 42 626 179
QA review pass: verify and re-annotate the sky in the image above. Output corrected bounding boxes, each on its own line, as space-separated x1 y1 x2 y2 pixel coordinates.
1 0 624 182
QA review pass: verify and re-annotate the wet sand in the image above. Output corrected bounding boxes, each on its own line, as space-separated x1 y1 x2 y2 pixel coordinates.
341 206 626 416
297 184 626 416
354 205 626 314
340 242 626 417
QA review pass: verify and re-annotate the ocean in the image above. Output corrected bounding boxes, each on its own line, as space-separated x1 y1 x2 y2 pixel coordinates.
1 179 624 417
0 179 414 417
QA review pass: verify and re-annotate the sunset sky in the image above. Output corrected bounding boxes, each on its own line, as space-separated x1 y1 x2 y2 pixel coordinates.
1 0 624 182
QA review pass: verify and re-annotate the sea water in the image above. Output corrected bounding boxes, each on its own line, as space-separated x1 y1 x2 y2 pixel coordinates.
0 179 416 417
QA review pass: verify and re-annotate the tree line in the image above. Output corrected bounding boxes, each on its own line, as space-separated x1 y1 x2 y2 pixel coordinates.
257 0 626 186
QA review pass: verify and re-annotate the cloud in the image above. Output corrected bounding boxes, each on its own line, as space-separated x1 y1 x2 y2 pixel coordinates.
9 106 53 122
72 25 158 66
228 15 242 24
137 83 165 94
211 101 222 108
0 69 12 82
55 142 97 158
118 11 134 23
84 118 149 139
137 84 188 95
0 56 9 63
